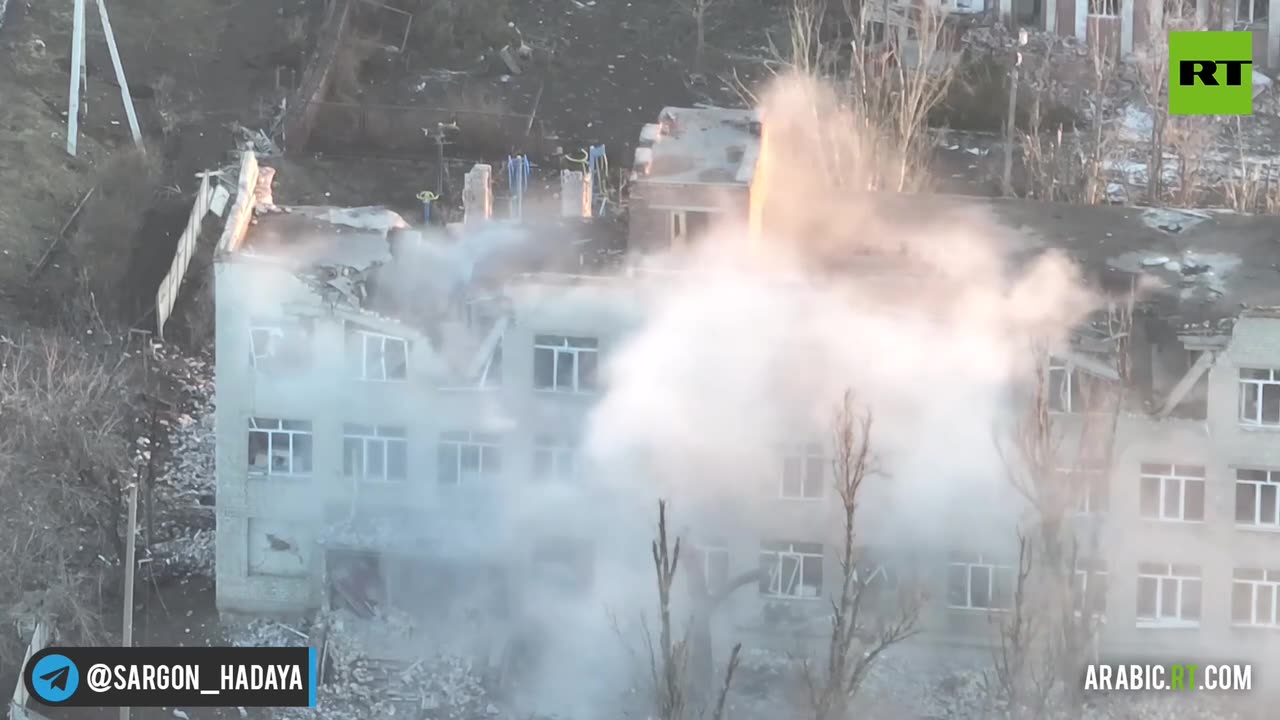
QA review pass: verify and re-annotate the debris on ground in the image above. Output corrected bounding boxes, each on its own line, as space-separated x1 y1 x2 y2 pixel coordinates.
250 609 498 720
141 344 216 581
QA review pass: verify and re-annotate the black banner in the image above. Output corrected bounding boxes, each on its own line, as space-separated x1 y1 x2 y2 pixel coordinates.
23 646 315 707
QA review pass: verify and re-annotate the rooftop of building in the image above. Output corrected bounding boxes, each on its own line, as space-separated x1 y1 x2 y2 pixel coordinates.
631 106 761 186
217 156 1280 329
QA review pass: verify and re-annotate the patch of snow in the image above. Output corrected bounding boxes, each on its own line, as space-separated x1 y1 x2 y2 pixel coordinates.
1140 208 1208 234
1118 104 1153 143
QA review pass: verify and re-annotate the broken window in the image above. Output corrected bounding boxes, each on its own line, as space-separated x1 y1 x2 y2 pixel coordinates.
532 436 578 483
1136 562 1201 628
671 210 715 246
479 342 503 388
946 552 1014 611
1232 568 1280 627
1239 368 1280 427
781 443 825 500
326 551 386 618
533 335 599 393
1088 0 1118 15
349 328 409 381
247 418 313 476
1237 0 1267 24
249 318 313 373
1048 357 1086 413
691 539 731 592
1139 463 1205 522
343 424 408 482
1235 468 1280 528
437 431 502 485
1074 564 1108 619
1061 464 1109 515
532 536 595 592
759 541 823 599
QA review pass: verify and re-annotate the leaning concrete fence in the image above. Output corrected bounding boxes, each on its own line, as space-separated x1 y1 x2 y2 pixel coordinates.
153 150 258 340
9 622 51 720
154 174 215 340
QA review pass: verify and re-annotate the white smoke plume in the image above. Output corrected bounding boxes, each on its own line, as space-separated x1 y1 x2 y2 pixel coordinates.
513 73 1102 716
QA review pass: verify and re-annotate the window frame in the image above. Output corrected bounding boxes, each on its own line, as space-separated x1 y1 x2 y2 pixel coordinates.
946 552 1015 611
437 431 502 485
343 424 408 482
247 418 314 477
780 443 826 500
1236 0 1268 25
759 541 824 600
533 335 599 393
1235 467 1280 529
1239 368 1280 428
1136 562 1202 629
353 329 409 382
1232 568 1280 628
1138 463 1206 523
1088 0 1120 16
1073 567 1109 621
532 435 579 484
1060 463 1110 515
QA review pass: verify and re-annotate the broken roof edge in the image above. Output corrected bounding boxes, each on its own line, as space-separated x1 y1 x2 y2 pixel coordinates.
214 149 260 256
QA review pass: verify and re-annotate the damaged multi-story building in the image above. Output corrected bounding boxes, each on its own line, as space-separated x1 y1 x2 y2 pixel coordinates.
214 107 1280 677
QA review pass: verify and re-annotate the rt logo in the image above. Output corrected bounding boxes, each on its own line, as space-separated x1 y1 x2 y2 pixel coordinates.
1169 31 1253 115
27 653 80 704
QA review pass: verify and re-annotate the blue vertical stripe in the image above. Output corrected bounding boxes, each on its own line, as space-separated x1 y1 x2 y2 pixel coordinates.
308 647 317 707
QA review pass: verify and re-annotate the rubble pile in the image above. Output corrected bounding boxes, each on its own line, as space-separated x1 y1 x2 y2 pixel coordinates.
227 618 311 649
142 344 216 581
271 610 498 720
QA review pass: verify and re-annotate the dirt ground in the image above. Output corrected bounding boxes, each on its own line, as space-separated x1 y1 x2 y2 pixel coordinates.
0 0 316 322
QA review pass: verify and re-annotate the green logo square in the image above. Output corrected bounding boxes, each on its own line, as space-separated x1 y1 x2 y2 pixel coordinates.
1168 31 1253 115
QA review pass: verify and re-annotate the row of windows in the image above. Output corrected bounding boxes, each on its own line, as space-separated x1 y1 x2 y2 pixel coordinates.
249 322 599 393
748 544 1280 631
246 418 1280 521
1048 362 1280 428
249 420 576 484
247 418 828 495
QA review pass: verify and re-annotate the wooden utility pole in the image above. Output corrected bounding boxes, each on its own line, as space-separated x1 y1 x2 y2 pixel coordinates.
67 0 85 156
120 480 139 720
96 0 144 151
1002 29 1029 197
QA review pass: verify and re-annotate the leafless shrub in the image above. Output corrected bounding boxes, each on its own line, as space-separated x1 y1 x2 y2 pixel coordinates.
1165 116 1214 207
0 333 140 663
801 390 921 720
1223 117 1279 213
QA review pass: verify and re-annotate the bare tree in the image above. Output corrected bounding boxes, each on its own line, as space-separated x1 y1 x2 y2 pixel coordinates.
1082 32 1119 205
802 390 921 720
994 298 1132 716
842 0 956 191
676 0 725 71
637 500 746 720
